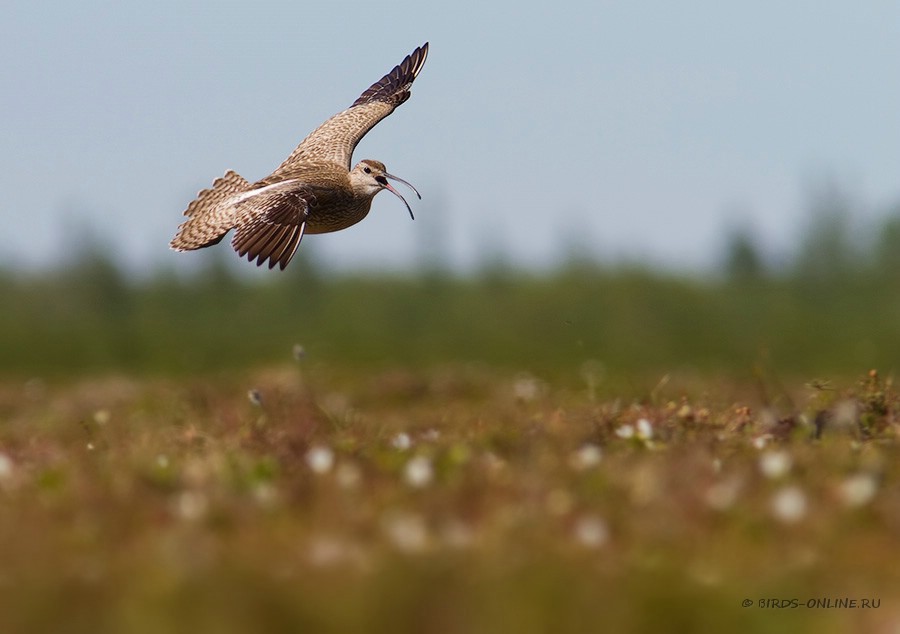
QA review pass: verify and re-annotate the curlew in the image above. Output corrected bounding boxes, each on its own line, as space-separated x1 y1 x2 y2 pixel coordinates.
170 43 429 270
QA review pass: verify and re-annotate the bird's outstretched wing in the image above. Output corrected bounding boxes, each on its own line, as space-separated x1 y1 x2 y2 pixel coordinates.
274 43 428 173
230 181 311 270
170 170 250 251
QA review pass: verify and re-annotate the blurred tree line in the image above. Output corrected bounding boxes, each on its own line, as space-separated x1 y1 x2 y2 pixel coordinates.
723 181 900 285
2 185 900 379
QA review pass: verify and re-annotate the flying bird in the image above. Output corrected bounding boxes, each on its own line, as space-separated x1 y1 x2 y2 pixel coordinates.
170 43 429 270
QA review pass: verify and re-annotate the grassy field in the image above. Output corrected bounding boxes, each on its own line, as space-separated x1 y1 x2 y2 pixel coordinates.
1 360 899 633
4 245 900 632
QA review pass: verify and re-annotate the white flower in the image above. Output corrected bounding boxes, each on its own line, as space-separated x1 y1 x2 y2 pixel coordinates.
420 429 441 443
0 452 13 481
838 473 878 508
830 400 859 434
615 424 635 439
391 432 412 451
382 511 429 552
305 446 334 475
175 490 208 521
771 486 807 524
636 418 653 440
404 455 433 488
512 374 542 402
573 515 609 548
752 435 771 450
569 444 602 471
759 450 792 479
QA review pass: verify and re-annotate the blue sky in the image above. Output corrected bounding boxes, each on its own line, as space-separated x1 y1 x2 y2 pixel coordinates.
3 1 899 273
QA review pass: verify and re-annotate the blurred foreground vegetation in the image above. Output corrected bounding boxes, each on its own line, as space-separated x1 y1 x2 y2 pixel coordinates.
1 365 898 633
3 192 900 633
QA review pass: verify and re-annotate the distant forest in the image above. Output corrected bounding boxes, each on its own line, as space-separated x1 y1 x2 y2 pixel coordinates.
3 185 900 378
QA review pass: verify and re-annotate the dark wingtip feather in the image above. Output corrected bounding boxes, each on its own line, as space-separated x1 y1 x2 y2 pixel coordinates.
352 43 429 108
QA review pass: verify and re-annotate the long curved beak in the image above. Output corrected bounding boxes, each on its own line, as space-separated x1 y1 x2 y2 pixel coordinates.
377 172 421 220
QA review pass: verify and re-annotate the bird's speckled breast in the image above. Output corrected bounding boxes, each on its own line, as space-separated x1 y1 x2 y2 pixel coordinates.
302 187 373 234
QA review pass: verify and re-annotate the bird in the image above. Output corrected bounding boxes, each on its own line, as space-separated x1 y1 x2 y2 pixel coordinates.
170 43 429 270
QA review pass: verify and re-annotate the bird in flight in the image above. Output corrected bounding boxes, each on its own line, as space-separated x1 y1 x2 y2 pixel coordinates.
170 43 429 270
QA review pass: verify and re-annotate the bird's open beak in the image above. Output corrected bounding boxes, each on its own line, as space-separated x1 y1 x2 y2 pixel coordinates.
377 172 421 220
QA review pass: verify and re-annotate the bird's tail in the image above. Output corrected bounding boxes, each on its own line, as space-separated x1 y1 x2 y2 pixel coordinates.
170 170 251 251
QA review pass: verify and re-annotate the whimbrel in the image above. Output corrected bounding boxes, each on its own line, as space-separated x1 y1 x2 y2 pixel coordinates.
170 43 429 270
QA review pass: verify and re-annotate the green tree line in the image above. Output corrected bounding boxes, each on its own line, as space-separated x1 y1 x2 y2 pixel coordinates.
2 194 900 379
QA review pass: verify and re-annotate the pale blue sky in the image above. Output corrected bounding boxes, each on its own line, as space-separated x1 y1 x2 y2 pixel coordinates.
3 1 899 273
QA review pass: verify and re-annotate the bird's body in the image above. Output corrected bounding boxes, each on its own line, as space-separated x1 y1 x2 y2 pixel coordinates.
171 43 429 270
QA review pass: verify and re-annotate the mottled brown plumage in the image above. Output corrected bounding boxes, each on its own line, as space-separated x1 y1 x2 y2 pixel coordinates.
171 43 428 270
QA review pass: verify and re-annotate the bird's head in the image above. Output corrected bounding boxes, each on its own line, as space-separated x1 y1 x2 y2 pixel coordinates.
350 160 421 219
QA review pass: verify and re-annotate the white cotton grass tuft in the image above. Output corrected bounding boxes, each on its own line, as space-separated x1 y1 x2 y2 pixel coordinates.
758 450 792 479
305 445 335 475
573 515 609 548
838 473 878 508
635 418 653 440
391 432 412 451
615 420 654 446
512 374 542 402
568 444 602 471
0 452 13 481
771 486 808 524
829 400 859 435
404 455 433 488
752 435 772 450
420 428 441 443
175 490 209 521
381 511 429 552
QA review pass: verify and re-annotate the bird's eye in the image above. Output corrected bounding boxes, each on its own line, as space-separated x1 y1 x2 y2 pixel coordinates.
363 166 371 174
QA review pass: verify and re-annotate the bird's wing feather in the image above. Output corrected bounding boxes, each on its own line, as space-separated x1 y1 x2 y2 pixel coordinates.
170 170 250 251
230 183 312 270
274 43 428 173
